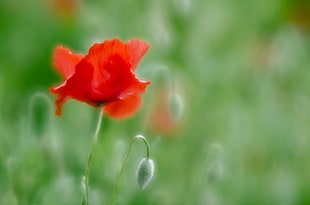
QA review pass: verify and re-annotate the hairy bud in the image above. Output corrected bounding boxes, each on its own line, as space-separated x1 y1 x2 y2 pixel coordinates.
136 158 155 190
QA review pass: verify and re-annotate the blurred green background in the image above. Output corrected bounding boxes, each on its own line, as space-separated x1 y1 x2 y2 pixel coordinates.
1 0 310 204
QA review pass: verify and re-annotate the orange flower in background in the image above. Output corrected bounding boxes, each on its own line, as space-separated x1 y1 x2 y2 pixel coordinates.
147 89 183 136
289 1 310 32
51 0 79 17
50 38 150 118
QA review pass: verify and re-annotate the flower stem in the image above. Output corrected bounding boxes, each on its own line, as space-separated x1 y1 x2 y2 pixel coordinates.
81 108 104 205
109 135 151 205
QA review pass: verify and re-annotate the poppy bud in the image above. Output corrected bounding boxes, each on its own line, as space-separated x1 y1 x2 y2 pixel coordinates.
205 143 224 183
206 160 224 183
136 158 155 190
168 93 184 122
28 92 53 136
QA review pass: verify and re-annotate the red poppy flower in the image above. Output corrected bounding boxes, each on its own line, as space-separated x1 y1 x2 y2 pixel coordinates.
148 89 179 135
50 38 151 118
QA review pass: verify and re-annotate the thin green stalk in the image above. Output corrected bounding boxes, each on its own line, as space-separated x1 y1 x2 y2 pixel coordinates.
109 135 150 205
81 107 104 205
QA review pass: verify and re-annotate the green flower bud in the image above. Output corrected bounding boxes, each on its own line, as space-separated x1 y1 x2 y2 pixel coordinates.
168 93 184 122
136 158 155 190
205 143 224 183
207 160 224 183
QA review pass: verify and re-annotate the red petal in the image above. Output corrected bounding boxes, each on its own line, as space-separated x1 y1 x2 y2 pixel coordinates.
127 39 150 70
104 95 142 118
84 39 134 101
50 60 98 115
53 46 84 78
118 76 150 99
53 95 69 116
83 39 150 102
86 38 129 77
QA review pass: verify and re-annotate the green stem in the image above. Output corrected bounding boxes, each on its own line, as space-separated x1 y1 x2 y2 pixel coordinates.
109 135 151 205
81 107 104 205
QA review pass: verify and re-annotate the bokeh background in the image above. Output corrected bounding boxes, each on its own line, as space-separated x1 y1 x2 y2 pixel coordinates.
1 0 310 204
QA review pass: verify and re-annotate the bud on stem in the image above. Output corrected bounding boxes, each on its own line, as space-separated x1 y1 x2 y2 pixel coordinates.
136 158 155 190
110 135 155 205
